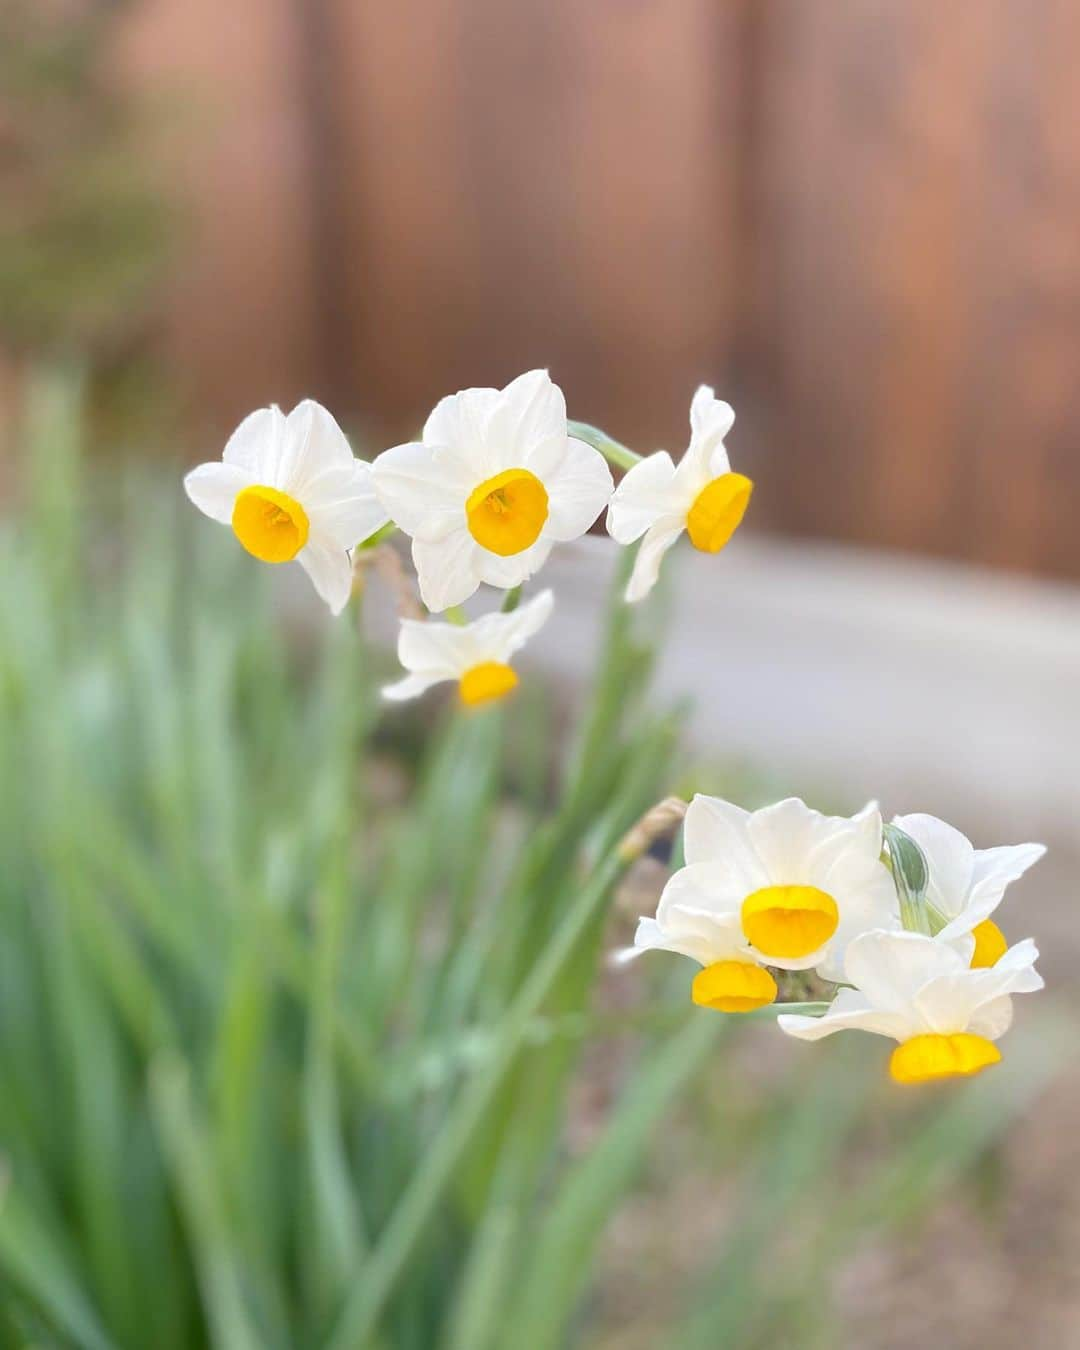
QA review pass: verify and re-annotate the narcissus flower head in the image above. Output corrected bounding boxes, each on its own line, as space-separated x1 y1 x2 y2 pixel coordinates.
606 386 752 603
779 929 1043 1083
629 905 779 1014
371 370 613 612
627 794 895 1010
382 589 554 706
892 813 1045 968
184 401 388 615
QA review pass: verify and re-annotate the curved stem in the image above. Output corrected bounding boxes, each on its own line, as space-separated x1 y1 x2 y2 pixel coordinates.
567 419 641 472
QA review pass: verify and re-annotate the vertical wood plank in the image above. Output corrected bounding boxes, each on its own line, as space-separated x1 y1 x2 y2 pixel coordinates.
117 0 322 436
330 0 743 449
748 0 1080 575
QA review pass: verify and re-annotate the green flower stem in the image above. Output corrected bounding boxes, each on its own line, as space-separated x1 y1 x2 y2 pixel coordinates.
500 586 522 614
567 419 642 472
750 1001 831 1019
356 522 397 551
445 605 468 627
323 842 630 1350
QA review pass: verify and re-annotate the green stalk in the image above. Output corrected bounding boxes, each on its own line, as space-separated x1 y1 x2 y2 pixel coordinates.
567 419 642 471
356 522 398 551
323 843 631 1350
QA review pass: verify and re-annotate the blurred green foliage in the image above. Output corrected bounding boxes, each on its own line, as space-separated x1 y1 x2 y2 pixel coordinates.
0 372 1063 1348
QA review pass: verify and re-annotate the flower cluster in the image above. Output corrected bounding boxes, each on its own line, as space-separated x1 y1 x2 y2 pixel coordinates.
183 370 1048 1085
628 796 1045 1083
184 369 751 702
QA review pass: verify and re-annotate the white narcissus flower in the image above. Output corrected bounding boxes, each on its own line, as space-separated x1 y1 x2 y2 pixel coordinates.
606 386 752 603
383 590 554 706
892 813 1045 969
371 370 613 612
628 795 895 1012
184 401 388 615
779 929 1043 1083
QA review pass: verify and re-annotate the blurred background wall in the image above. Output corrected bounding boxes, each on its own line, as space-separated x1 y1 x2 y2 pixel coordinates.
104 0 1080 578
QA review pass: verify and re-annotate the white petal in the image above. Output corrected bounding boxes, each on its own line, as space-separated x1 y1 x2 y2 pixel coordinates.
816 867 899 982
372 442 468 543
633 909 748 967
606 451 680 544
843 930 965 1013
303 459 389 549
989 937 1044 992
297 539 354 615
630 916 715 966
184 462 253 524
746 798 843 882
683 795 754 867
891 814 975 922
993 935 1040 971
689 384 735 445
779 988 910 1042
475 537 554 590
467 589 554 662
966 842 1047 919
282 400 356 495
915 937 1043 1035
223 405 285 473
542 438 614 542
411 531 482 611
656 861 750 928
396 616 475 678
422 386 501 479
624 516 685 603
677 385 734 484
485 369 568 461
967 995 1014 1040
382 671 449 702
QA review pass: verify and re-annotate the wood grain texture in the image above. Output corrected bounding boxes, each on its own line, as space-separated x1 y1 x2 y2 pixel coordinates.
117 0 324 429
115 0 1080 576
748 0 1080 574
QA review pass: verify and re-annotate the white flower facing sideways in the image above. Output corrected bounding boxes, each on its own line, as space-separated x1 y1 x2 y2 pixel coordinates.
629 795 895 1013
184 401 388 615
382 589 554 707
606 385 752 603
371 370 613 612
779 929 1043 1084
891 813 1045 969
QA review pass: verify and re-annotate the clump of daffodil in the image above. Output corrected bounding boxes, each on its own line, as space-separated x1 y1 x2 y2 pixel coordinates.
371 370 613 612
779 928 1043 1083
890 813 1045 968
382 590 554 706
184 400 388 614
628 795 895 1012
606 386 752 603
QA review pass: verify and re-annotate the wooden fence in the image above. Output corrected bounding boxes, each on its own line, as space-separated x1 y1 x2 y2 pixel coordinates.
119 0 1080 577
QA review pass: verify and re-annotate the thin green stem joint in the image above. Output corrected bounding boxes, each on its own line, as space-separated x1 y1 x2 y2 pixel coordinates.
567 419 642 472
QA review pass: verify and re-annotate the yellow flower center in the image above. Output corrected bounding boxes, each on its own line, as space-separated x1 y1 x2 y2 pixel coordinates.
740 884 839 959
459 661 518 706
969 918 1007 968
691 960 777 1013
232 485 309 563
465 468 549 556
686 472 753 553
889 1033 1001 1085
